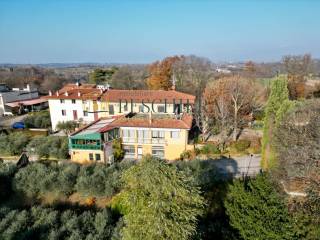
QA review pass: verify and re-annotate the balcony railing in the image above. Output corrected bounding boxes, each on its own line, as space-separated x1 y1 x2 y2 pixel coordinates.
70 144 102 150
122 137 166 144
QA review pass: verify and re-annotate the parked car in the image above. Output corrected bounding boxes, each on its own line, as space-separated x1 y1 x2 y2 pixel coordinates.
12 122 25 129
3 111 14 116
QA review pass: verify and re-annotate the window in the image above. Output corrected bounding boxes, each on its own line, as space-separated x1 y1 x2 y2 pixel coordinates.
109 104 114 115
123 104 128 112
83 111 88 117
95 153 101 161
123 129 135 138
139 105 144 113
174 104 181 114
82 100 87 104
170 131 180 139
157 105 165 113
104 128 119 142
72 99 76 104
152 130 165 138
89 153 94 161
137 130 149 143
60 99 65 104
123 145 135 158
61 110 66 116
152 146 164 159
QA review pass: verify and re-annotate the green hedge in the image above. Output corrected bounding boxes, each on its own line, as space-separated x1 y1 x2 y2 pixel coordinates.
24 111 51 129
201 144 221 155
230 140 251 152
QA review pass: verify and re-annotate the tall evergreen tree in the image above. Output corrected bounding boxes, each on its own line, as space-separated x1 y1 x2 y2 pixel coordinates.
115 155 205 240
225 174 297 240
261 76 289 169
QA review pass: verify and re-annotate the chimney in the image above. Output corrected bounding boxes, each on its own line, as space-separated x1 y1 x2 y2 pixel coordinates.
49 90 52 96
65 91 69 96
100 89 103 94
26 84 31 91
78 91 81 97
171 74 176 90
76 81 81 87
56 91 59 96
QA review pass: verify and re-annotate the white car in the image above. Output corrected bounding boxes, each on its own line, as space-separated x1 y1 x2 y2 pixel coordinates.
3 112 13 116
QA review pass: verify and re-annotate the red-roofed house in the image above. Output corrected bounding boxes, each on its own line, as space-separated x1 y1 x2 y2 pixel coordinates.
68 113 194 163
46 83 195 130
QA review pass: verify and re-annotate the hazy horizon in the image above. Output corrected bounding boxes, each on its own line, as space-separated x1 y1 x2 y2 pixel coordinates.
1 0 319 64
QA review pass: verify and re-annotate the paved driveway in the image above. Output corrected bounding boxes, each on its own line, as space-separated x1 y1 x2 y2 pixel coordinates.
211 154 261 178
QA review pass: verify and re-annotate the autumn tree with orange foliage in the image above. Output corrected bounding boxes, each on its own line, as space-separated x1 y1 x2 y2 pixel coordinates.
204 76 265 142
283 54 311 99
146 56 182 90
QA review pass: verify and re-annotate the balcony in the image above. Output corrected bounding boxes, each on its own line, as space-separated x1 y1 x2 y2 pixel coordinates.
122 137 166 144
70 144 102 150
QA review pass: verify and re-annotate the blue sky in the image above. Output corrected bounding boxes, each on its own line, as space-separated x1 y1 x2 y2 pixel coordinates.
0 0 319 63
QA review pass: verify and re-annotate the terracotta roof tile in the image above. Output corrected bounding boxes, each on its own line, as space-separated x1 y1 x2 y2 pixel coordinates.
111 113 193 129
102 89 195 104
45 85 195 104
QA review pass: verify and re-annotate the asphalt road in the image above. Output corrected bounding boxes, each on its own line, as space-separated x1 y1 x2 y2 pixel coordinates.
211 154 261 178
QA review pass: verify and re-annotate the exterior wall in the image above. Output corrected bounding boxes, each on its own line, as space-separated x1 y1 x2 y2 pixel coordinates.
97 101 191 117
70 149 105 164
49 98 192 130
0 90 39 115
164 129 189 160
120 127 189 161
49 99 95 130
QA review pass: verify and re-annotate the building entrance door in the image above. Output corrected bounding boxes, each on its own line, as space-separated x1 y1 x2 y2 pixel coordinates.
73 110 78 120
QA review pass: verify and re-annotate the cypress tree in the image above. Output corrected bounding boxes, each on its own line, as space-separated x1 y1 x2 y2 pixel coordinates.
261 76 289 169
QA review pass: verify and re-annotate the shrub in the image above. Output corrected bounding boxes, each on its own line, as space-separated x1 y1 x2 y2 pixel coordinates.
112 139 124 161
75 161 133 198
24 111 51 129
229 140 251 152
201 144 221 155
0 132 33 156
13 162 79 198
27 136 69 159
0 206 118 240
180 150 192 160
56 121 78 134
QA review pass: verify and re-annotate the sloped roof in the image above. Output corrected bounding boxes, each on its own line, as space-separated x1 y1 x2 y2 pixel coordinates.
102 89 195 104
70 117 118 137
45 84 195 103
6 98 47 107
111 113 193 129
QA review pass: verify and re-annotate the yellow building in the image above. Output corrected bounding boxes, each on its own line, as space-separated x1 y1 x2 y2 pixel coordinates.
57 84 196 163
69 113 194 163
114 113 194 160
